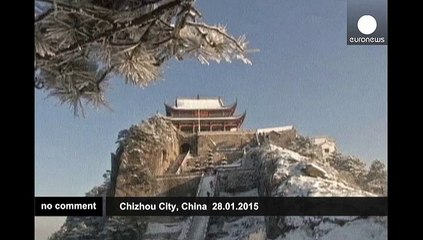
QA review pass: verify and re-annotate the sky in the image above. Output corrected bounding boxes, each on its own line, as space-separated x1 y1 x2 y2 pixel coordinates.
35 0 386 237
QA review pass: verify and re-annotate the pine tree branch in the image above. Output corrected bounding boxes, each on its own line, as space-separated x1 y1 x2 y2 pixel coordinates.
152 36 173 47
36 0 114 25
36 0 182 61
185 21 245 51
36 0 108 13
35 8 54 23
96 66 114 86
34 77 45 89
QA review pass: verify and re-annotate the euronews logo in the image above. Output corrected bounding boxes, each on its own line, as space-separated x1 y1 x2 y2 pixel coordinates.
349 15 385 44
347 0 387 45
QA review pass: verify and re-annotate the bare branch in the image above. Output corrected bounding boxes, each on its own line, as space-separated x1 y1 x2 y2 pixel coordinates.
96 66 114 86
152 36 173 47
157 19 174 31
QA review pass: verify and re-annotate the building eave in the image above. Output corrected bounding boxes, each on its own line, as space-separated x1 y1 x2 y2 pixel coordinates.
164 101 238 111
164 103 173 116
163 113 245 122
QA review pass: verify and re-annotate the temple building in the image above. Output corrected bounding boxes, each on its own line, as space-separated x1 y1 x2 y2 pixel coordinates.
164 96 246 133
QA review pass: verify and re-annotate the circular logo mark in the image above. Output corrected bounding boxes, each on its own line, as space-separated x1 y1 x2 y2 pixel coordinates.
357 15 377 35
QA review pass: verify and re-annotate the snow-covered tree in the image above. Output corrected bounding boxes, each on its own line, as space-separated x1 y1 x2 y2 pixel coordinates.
327 153 368 187
287 135 319 159
365 160 387 195
367 160 387 180
35 0 252 115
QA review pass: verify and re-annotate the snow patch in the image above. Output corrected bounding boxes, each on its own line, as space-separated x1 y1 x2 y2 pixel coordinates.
216 216 266 240
257 125 294 134
145 222 182 234
219 188 259 197
253 145 375 197
320 218 387 240
277 217 387 240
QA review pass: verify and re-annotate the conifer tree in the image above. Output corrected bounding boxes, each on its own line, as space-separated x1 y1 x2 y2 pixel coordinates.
35 0 251 115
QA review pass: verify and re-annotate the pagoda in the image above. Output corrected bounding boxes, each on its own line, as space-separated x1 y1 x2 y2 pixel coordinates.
164 96 246 133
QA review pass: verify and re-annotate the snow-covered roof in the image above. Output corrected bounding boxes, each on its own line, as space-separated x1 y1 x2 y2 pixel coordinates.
312 136 336 145
175 97 224 109
256 125 294 134
164 113 245 121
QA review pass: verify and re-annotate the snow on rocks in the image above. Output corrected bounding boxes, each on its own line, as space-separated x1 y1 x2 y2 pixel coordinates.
251 145 375 197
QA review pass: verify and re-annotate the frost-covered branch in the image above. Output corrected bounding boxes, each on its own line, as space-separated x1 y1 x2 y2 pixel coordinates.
36 0 182 60
35 0 253 116
186 21 245 51
34 8 54 23
96 65 114 85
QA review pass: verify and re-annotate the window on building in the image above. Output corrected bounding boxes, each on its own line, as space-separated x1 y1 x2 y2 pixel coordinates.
324 148 330 153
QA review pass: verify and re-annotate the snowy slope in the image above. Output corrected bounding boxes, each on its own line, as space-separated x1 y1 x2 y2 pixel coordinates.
254 145 375 197
254 145 386 239
208 145 386 240
277 217 387 240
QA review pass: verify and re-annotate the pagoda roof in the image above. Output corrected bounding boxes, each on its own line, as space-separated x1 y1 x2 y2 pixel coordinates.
164 111 246 122
165 97 237 114
176 97 224 109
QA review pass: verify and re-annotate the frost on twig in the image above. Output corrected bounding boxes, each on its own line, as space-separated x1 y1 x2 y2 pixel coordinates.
35 0 253 115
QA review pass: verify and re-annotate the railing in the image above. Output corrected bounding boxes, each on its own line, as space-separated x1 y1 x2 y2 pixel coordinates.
155 173 201 180
197 130 256 136
165 151 190 174
177 172 205 240
215 147 243 152
176 150 191 175
195 172 205 197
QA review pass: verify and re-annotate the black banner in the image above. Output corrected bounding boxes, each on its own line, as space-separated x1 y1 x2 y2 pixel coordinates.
34 197 387 216
35 197 103 216
106 197 387 216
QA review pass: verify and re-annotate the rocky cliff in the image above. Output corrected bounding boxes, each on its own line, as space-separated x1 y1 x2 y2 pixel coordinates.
112 116 182 196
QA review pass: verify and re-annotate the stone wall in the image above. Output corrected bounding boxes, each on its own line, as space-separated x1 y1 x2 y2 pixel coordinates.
258 128 297 148
156 174 202 196
197 131 256 156
214 150 245 163
196 129 295 159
